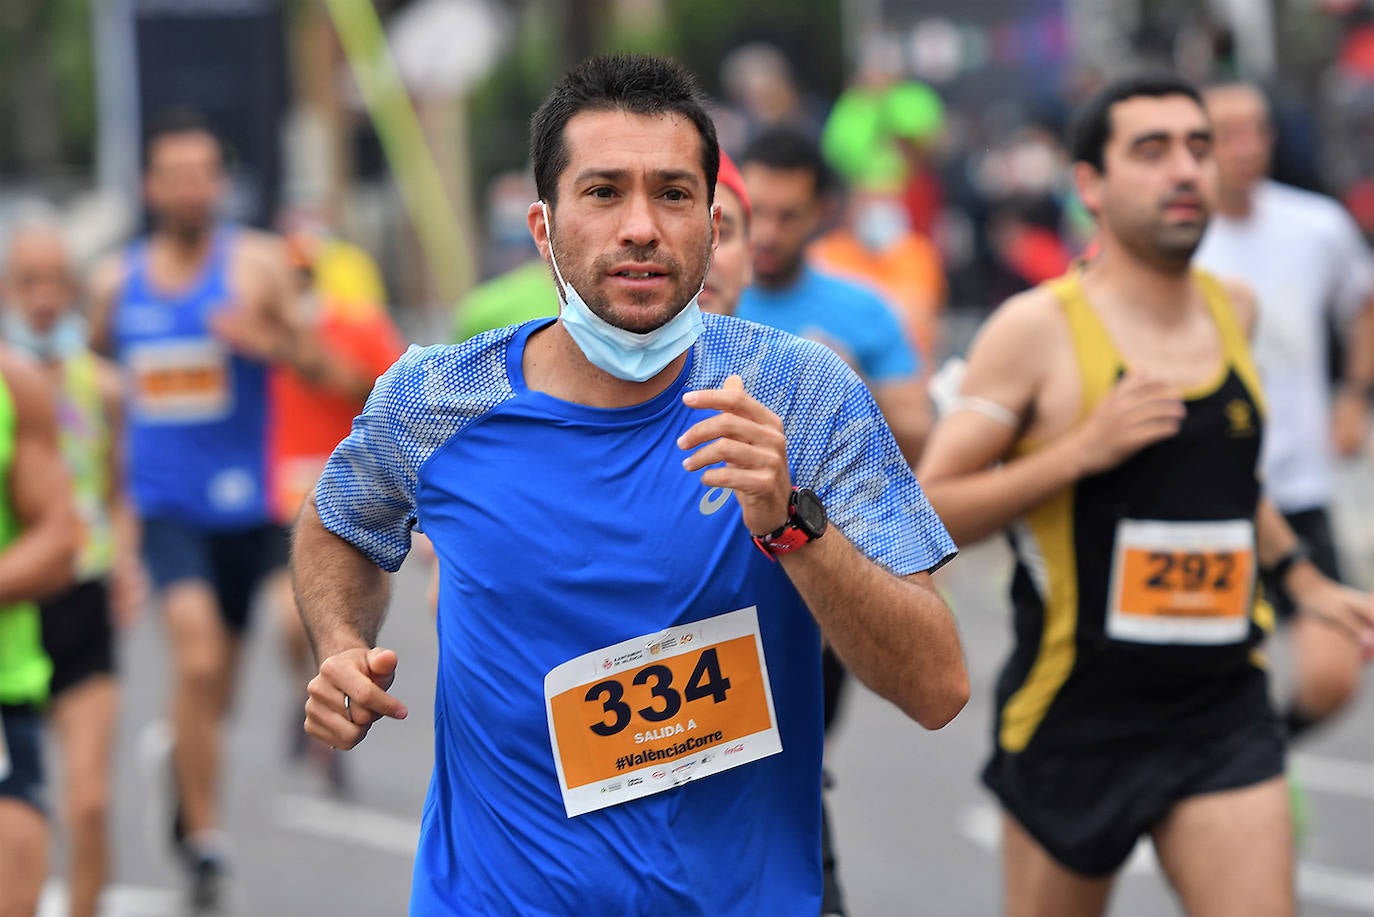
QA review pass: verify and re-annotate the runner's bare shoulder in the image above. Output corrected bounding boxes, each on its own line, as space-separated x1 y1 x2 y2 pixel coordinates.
86 254 130 355
1215 276 1258 341
0 346 57 427
227 229 294 309
960 284 1070 402
87 253 129 313
231 229 291 274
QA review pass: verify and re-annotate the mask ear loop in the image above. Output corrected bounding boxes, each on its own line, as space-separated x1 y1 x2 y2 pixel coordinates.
697 203 721 296
539 201 571 301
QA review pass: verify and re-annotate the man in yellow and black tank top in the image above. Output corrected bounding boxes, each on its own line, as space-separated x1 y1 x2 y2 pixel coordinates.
920 74 1374 917
0 243 78 915
2 214 141 917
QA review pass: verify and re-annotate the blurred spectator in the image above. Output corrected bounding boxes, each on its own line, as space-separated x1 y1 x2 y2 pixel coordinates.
716 42 825 153
452 259 556 343
265 221 405 794
698 151 753 317
1 207 137 917
809 179 945 363
987 196 1074 291
821 57 946 237
1196 80 1374 740
738 126 931 465
452 170 557 342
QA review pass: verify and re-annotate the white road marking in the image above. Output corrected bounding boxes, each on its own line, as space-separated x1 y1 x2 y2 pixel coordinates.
1292 752 1374 802
39 879 182 917
272 793 420 857
1298 862 1374 913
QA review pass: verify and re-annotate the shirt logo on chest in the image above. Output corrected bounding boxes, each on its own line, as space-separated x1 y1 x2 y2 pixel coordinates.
698 487 734 516
1226 399 1255 438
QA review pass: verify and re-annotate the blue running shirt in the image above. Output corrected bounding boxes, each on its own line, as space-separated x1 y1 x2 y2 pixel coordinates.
736 265 920 383
315 313 956 915
112 226 270 529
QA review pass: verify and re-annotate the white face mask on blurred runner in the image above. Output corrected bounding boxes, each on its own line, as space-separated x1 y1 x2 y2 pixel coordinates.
853 199 910 252
542 201 706 383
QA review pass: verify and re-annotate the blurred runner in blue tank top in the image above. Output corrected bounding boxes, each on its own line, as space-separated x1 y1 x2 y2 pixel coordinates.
89 109 364 914
293 54 969 915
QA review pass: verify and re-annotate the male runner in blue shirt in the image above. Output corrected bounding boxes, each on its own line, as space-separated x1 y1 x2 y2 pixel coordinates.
293 53 968 915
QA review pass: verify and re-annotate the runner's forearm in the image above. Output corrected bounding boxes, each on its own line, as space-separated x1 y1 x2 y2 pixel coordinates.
1255 498 1302 569
921 430 1088 544
1341 293 1374 390
287 335 376 403
779 528 967 729
1255 497 1330 601
873 381 933 467
292 497 393 663
0 513 75 605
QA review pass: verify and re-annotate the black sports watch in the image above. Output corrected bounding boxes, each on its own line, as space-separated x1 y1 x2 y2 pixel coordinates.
752 487 827 559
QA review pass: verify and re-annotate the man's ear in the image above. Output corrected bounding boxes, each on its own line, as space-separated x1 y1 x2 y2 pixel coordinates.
528 200 551 263
1073 162 1103 217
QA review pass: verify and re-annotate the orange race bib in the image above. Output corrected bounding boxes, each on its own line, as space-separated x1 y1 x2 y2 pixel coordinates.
128 340 232 423
1106 519 1255 645
544 606 782 818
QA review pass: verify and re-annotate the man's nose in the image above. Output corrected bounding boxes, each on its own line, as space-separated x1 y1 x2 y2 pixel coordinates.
618 192 660 249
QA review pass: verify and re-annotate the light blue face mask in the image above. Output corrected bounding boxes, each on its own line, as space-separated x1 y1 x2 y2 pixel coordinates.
542 201 707 383
1 311 87 362
853 199 910 252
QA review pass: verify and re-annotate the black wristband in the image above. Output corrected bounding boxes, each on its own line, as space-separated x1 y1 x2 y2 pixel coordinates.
1264 541 1312 591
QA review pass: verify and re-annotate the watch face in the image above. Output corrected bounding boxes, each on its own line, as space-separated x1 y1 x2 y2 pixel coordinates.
793 488 827 535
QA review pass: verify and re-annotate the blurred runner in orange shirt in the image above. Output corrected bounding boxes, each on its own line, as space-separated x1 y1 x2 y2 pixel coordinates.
268 230 405 792
810 180 945 365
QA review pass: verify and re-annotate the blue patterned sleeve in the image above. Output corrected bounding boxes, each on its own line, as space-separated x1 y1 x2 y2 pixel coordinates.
313 347 426 573
784 342 956 575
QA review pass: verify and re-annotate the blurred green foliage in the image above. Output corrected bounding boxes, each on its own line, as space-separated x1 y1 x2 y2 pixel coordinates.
0 0 96 178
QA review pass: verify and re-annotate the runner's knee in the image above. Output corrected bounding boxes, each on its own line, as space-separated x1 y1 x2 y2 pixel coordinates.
66 776 110 837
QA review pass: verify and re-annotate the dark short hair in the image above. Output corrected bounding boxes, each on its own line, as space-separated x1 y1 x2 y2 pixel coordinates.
739 126 835 199
141 107 226 173
529 53 719 207
1070 73 1205 171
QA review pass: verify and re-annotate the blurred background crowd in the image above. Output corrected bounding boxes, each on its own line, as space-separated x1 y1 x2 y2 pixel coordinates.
8 0 1374 349
5 1 1374 915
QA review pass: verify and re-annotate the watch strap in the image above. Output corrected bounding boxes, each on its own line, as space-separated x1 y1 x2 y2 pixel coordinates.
751 488 821 560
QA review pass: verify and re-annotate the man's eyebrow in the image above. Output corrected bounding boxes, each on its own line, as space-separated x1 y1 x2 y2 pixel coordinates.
1127 131 1170 149
572 167 703 186
1127 127 1213 149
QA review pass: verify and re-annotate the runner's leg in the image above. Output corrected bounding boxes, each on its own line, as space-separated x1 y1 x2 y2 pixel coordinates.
273 567 312 688
1151 776 1293 917
1001 812 1115 917
0 708 49 917
164 580 234 839
51 675 119 917
0 799 46 917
